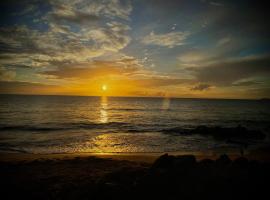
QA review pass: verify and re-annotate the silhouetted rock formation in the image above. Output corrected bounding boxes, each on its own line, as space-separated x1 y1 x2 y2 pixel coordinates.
96 154 270 200
1 154 270 200
216 154 231 165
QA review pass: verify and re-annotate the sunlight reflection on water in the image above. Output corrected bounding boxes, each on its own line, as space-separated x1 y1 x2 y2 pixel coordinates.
1 95 269 154
162 97 170 110
100 96 108 123
85 132 211 153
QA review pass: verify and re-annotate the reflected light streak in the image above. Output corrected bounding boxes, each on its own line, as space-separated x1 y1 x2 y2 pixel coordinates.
100 96 108 123
162 97 170 110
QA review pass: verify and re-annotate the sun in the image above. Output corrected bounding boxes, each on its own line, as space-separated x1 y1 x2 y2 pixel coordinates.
102 84 107 91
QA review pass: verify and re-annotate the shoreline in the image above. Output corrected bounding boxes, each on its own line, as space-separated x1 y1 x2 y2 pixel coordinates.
1 150 270 163
1 152 270 199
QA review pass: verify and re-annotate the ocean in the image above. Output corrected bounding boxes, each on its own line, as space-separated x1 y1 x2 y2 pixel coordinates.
0 95 269 155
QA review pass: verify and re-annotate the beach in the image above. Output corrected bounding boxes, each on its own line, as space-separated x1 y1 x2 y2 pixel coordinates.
1 152 270 199
1 0 270 199
1 95 270 199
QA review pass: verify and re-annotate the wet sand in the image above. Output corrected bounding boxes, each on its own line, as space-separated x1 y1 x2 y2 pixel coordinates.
1 148 270 163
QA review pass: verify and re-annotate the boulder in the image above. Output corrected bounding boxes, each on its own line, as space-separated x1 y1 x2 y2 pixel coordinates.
216 154 232 166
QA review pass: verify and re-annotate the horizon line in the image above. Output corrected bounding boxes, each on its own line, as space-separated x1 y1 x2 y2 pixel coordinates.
0 93 268 101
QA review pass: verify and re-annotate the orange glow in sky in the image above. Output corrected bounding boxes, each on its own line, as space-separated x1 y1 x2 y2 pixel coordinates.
0 1 269 99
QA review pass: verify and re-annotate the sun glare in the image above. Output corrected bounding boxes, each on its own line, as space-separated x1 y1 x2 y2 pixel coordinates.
102 84 107 91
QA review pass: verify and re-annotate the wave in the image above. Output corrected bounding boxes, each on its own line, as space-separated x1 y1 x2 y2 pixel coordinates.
0 125 68 132
106 108 173 111
106 108 146 111
162 125 266 143
0 122 130 132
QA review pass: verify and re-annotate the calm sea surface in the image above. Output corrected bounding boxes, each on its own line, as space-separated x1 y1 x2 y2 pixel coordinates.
0 95 269 154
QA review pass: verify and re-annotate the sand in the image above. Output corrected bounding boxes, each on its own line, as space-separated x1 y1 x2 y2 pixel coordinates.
1 152 270 199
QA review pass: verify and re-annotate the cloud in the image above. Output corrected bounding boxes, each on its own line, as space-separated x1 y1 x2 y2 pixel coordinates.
86 21 131 52
177 35 253 68
232 80 262 87
49 4 100 25
0 28 101 71
178 50 213 67
209 1 224 7
204 0 270 38
41 58 142 79
245 87 270 98
134 77 193 87
0 0 133 72
0 66 16 81
1 0 269 98
188 55 270 86
0 22 130 56
49 0 132 25
40 55 193 89
191 83 211 91
12 4 39 16
0 81 61 94
216 37 231 46
142 31 189 48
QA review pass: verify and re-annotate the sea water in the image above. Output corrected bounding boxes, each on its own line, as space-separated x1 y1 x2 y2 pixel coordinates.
0 95 269 154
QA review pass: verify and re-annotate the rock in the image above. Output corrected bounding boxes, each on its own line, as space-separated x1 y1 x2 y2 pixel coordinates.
200 159 215 165
151 153 174 169
216 154 231 165
233 157 249 166
174 155 196 167
163 125 265 142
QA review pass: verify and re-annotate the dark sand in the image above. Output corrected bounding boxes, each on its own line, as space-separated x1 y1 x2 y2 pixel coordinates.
1 152 270 200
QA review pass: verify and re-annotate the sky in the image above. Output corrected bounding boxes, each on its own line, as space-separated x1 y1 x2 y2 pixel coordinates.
0 0 270 99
